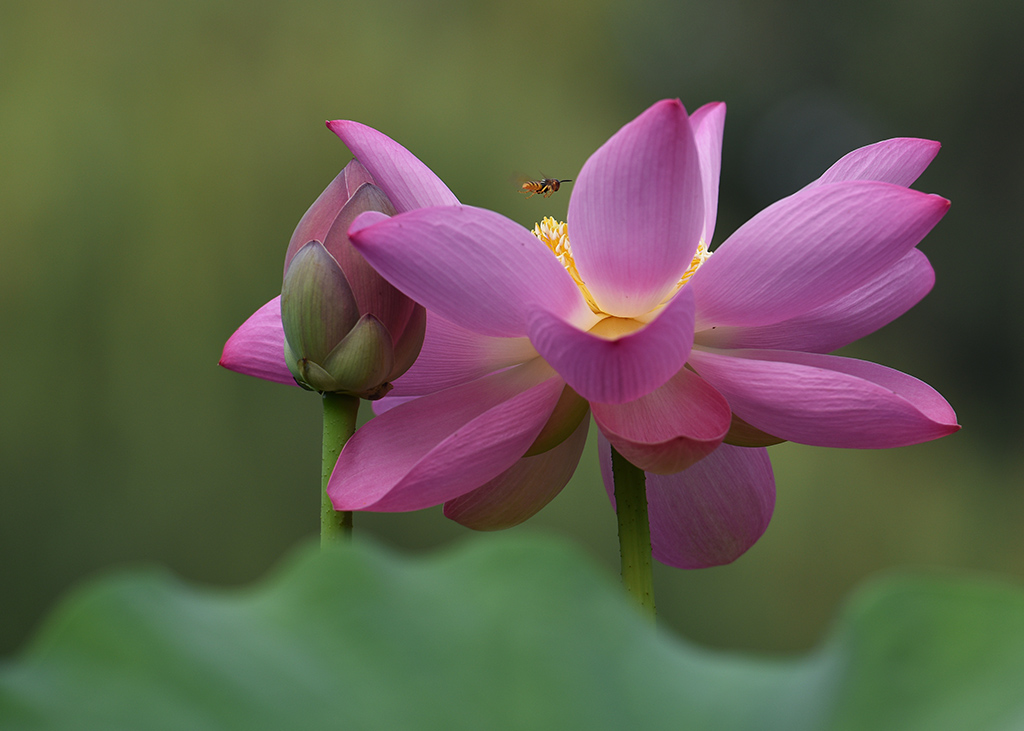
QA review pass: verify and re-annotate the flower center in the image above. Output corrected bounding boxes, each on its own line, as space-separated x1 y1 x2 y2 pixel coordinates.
532 216 711 317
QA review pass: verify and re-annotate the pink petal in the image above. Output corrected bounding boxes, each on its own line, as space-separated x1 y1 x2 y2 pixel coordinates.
219 296 296 386
600 435 775 569
591 366 730 473
689 101 726 245
349 205 596 338
326 120 459 213
283 164 373 272
691 181 949 329
695 248 935 353
527 285 696 405
443 415 590 530
321 184 415 339
568 99 705 317
370 394 417 415
805 138 941 189
328 358 565 512
389 313 538 397
688 347 960 448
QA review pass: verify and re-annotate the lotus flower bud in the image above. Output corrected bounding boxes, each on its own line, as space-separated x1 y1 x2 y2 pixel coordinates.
280 160 425 398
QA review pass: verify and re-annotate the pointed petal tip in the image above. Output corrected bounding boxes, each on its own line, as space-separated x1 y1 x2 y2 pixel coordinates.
569 97 704 314
219 297 298 386
694 100 726 115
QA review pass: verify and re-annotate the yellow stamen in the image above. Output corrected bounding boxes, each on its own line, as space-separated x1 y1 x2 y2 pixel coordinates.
531 216 711 316
532 217 602 314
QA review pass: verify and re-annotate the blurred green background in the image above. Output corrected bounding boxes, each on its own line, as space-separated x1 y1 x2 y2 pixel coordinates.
2 0 1022 656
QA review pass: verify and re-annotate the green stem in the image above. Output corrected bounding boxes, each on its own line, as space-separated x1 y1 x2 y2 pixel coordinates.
611 446 656 621
321 392 359 548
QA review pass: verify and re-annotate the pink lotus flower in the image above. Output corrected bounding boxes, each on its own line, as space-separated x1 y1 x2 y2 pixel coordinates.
330 99 959 568
219 121 460 394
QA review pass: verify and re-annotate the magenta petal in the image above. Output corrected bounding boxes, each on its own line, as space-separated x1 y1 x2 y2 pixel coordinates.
689 101 726 245
695 248 935 353
599 435 774 569
528 286 696 404
321 185 415 338
688 347 961 448
806 138 940 189
370 394 417 415
328 359 565 512
568 99 705 317
350 205 595 337
325 120 459 212
591 366 730 474
389 313 538 397
283 168 358 272
443 415 590 530
219 296 296 386
691 181 949 329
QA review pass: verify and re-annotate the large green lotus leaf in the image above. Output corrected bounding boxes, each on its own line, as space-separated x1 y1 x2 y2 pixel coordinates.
1 534 1023 730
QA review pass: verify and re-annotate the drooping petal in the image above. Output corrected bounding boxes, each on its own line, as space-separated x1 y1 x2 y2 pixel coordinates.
695 248 935 353
219 296 296 386
328 358 565 512
591 365 730 473
523 384 590 457
805 138 941 189
599 435 775 569
326 120 459 212
283 161 374 272
349 205 596 338
389 313 538 397
443 415 590 530
688 347 960 448
568 99 705 317
527 285 696 404
690 181 949 329
389 303 427 383
689 101 726 246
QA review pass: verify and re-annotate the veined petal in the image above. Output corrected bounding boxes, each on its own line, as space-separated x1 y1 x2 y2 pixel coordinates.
568 99 704 317
527 285 696 404
389 312 537 397
691 181 949 329
600 435 775 569
370 394 417 415
328 358 565 512
688 347 960 448
443 415 590 530
805 138 941 189
591 366 730 474
326 120 459 212
689 101 726 246
350 206 596 338
695 248 935 353
219 296 296 386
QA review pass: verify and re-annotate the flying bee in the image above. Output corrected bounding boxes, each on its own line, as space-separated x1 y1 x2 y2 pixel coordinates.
518 176 573 199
